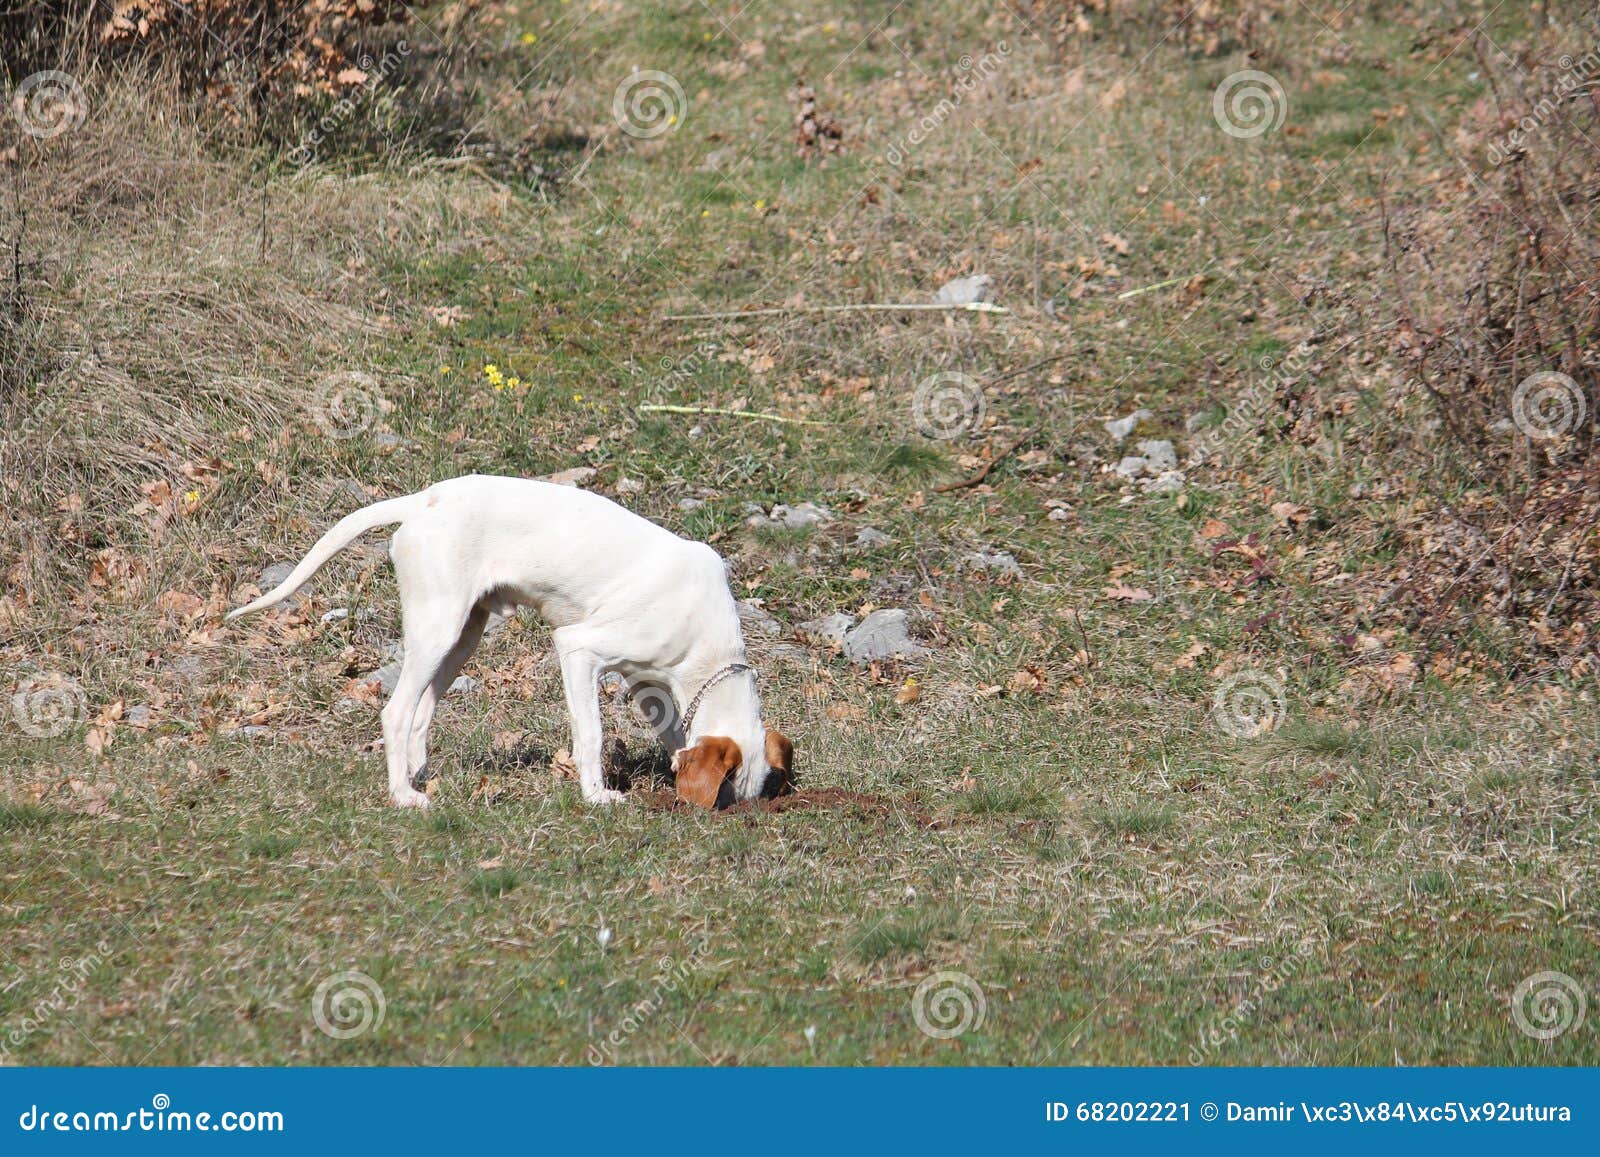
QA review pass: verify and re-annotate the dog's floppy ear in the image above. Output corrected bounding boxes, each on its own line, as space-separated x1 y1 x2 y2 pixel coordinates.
763 729 796 798
673 737 741 809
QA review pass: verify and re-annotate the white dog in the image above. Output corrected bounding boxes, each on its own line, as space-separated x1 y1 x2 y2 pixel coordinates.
226 474 793 809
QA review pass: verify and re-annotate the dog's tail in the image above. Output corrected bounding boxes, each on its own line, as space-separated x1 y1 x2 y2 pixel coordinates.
225 495 420 621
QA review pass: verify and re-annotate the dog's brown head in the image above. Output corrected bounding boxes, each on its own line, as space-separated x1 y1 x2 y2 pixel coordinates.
672 736 741 808
673 729 796 809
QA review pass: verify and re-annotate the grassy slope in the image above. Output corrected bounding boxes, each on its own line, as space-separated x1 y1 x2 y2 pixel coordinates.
1 2 1596 1064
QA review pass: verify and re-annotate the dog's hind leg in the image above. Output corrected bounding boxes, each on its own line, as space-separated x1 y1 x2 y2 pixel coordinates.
381 598 473 809
404 604 489 791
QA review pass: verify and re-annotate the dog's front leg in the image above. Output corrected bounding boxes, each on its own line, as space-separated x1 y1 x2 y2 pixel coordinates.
555 636 625 804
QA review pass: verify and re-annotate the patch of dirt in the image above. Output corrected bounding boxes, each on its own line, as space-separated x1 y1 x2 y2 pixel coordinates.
637 787 941 827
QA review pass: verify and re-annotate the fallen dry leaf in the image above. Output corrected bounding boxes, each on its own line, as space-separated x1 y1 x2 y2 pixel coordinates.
1103 582 1154 603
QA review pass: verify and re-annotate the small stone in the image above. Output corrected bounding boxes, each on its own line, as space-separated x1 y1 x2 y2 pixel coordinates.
1114 455 1148 479
961 550 1023 578
167 654 206 680
1141 470 1186 494
124 705 152 727
934 274 994 306
842 609 931 663
616 478 645 495
448 675 480 695
320 607 350 624
1103 409 1152 442
798 612 856 646
231 725 272 738
678 497 705 512
1048 508 1070 522
368 661 404 695
258 562 295 589
854 527 892 548
737 600 783 638
768 501 833 528
1135 439 1178 472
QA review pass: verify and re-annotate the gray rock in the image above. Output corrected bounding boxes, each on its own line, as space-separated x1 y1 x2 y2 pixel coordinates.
616 478 646 495
842 609 931 663
258 562 295 590
381 641 405 663
934 274 994 306
448 675 479 695
231 725 272 738
799 612 856 646
368 661 404 695
737 600 783 638
854 527 892 549
320 607 350 624
483 610 512 637
768 501 833 528
1114 455 1148 479
1136 439 1178 472
678 497 705 512
961 550 1023 578
1141 470 1186 494
167 654 206 680
124 704 151 727
1104 409 1152 442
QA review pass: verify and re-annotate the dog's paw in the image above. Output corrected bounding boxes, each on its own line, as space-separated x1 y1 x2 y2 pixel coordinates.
583 788 627 806
390 788 431 810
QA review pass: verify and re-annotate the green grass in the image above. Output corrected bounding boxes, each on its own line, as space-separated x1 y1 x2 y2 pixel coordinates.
1 1 1596 1069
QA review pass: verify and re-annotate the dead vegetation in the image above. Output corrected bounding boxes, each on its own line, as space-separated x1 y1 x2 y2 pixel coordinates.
1375 20 1600 674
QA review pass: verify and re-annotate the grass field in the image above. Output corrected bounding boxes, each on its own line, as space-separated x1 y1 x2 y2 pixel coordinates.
1 1 1597 1065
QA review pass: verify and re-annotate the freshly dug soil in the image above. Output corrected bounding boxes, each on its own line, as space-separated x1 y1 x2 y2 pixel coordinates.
637 787 940 826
